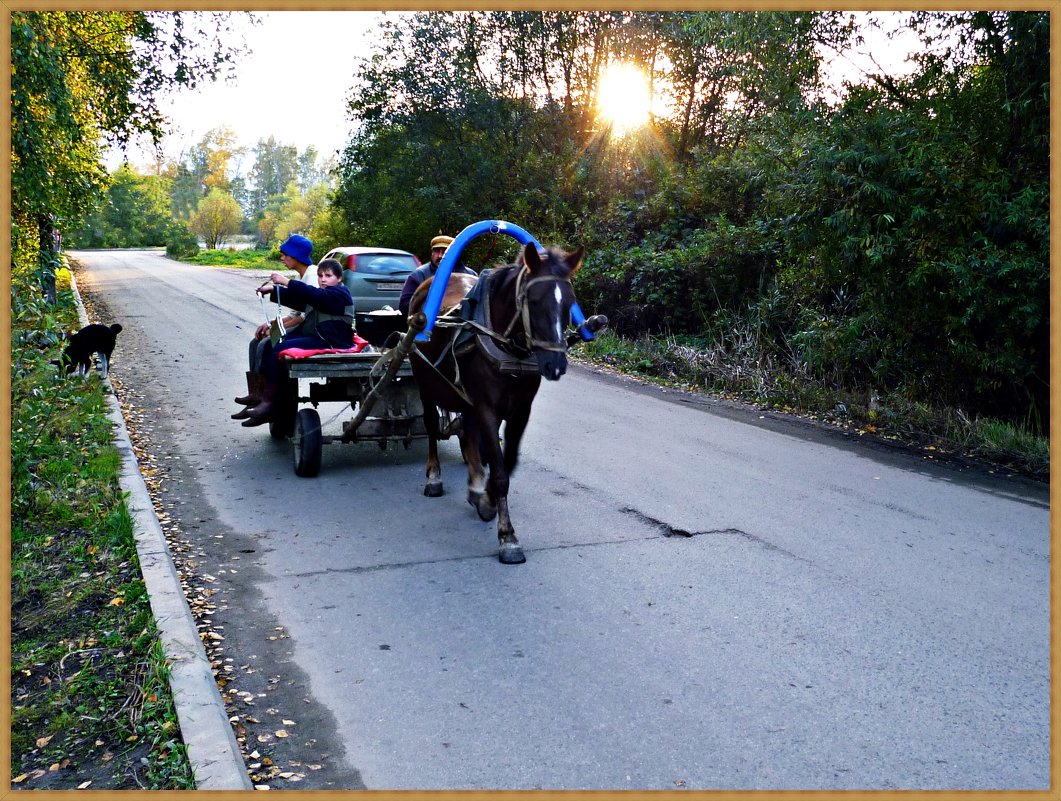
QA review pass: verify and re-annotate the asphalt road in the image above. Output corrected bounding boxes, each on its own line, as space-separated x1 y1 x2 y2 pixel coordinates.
71 248 1049 791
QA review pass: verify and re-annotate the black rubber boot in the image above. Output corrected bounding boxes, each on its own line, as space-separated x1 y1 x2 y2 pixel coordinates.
234 371 264 406
241 381 278 427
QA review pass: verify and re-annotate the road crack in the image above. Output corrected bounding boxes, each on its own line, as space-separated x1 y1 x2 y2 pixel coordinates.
619 506 813 563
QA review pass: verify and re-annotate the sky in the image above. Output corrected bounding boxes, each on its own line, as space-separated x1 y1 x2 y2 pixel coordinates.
107 11 920 176
107 11 395 172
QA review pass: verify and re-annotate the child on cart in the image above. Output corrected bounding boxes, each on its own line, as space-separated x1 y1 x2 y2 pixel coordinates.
240 258 354 427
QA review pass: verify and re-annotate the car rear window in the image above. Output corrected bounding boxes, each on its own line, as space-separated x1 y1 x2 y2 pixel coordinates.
354 254 417 275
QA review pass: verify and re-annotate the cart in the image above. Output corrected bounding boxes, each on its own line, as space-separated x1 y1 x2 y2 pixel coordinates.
259 220 601 477
272 313 461 477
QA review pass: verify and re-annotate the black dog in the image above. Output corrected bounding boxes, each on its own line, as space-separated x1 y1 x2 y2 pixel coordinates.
57 323 122 378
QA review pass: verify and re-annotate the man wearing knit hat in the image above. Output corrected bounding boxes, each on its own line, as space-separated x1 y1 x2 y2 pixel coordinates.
230 234 319 419
398 233 477 317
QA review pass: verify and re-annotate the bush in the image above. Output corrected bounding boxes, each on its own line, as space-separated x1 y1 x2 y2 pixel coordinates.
576 219 777 338
184 249 275 270
165 224 200 260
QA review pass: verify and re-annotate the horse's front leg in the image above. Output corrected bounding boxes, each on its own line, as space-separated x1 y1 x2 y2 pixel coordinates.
422 406 444 497
476 412 524 565
501 401 532 477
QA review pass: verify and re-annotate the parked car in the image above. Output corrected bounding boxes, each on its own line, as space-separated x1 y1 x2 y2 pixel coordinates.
319 246 420 313
319 246 422 344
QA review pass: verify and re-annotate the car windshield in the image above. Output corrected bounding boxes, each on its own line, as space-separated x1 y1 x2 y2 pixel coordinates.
356 254 417 275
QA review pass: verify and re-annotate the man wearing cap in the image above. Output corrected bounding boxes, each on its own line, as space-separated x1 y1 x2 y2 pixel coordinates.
231 234 319 419
398 234 477 317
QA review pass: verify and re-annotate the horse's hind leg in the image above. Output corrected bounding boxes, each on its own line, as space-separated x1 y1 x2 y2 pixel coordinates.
422 407 444 497
461 416 494 521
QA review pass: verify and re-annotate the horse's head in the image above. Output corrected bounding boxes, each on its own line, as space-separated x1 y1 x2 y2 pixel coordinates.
514 242 585 381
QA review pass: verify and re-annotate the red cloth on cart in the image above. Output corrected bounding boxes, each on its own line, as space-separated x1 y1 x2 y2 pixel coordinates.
279 335 371 360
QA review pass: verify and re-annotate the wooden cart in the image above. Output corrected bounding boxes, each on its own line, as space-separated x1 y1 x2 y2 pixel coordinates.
271 315 458 477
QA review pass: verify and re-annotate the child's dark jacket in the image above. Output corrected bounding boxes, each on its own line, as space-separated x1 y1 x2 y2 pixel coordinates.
277 280 355 347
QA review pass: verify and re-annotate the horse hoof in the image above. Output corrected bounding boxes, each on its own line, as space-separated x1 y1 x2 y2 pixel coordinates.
424 482 444 498
468 491 497 522
498 543 526 564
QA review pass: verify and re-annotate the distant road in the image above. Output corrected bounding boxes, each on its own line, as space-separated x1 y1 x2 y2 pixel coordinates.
72 248 1049 791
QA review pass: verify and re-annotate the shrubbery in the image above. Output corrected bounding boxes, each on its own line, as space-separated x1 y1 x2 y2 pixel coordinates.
333 11 1047 433
165 224 200 260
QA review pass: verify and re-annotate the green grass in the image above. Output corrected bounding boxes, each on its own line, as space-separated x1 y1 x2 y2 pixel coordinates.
11 264 196 790
182 247 278 270
578 330 1049 480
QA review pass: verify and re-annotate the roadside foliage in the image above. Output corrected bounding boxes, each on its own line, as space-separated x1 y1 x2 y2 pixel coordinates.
331 11 1048 434
10 233 195 789
10 10 242 787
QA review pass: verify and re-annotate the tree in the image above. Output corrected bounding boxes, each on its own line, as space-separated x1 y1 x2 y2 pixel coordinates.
743 11 1048 423
339 11 599 251
11 11 243 301
296 146 330 193
247 137 298 220
169 162 205 220
67 164 177 248
333 10 1047 426
276 182 331 246
201 126 243 190
188 189 243 249
167 125 245 218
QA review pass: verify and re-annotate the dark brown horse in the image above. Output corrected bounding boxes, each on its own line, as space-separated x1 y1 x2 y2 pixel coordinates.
409 243 585 564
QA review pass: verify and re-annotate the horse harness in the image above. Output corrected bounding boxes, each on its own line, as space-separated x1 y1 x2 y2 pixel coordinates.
500 267 573 355
410 265 573 400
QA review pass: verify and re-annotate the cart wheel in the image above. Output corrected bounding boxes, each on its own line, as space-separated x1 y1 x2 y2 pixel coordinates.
293 408 323 477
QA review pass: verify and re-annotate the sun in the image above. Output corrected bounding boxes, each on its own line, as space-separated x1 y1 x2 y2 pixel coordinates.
596 62 653 135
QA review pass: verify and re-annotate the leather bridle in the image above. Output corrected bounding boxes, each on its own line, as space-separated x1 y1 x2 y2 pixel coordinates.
500 267 572 355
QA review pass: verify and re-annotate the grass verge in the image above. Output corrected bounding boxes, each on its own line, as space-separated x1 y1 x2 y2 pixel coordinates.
578 330 1048 481
182 247 277 270
10 264 196 790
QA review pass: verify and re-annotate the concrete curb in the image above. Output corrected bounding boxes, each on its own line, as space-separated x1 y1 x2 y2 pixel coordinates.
71 277 252 791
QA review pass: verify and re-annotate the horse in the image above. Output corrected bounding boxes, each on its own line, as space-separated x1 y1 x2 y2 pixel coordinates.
409 242 585 564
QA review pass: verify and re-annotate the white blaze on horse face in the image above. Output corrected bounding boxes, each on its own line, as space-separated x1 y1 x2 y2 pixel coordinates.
553 285 563 342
